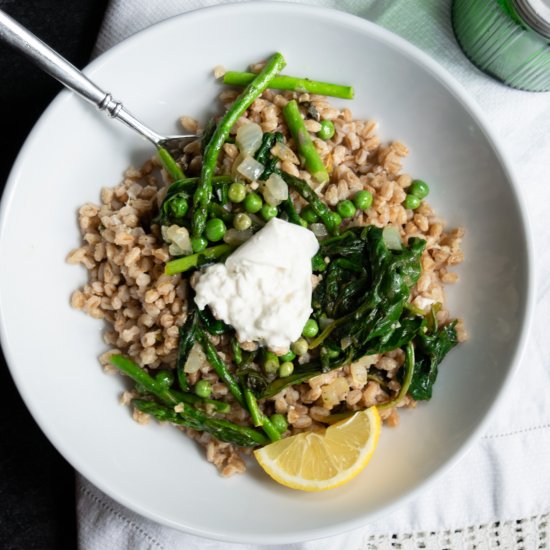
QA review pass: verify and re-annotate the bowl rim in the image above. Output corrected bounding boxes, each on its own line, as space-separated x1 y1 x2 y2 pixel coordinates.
0 1 536 544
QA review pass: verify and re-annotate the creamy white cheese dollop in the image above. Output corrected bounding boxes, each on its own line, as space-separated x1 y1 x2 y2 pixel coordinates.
194 217 319 350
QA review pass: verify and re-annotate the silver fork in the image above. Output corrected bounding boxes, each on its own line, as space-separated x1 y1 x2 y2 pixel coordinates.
0 9 198 157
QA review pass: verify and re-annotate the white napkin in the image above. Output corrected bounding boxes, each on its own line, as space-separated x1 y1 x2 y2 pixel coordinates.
79 1 550 548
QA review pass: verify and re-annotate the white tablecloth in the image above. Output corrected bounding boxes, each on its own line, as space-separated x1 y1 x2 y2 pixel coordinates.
78 1 550 548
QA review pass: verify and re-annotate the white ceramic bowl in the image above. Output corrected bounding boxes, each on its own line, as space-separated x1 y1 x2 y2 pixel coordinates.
0 2 533 544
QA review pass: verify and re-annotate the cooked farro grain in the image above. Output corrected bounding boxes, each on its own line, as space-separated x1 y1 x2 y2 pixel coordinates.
69 83 464 476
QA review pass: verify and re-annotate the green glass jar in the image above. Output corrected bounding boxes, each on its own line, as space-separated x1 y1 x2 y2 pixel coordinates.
452 0 550 91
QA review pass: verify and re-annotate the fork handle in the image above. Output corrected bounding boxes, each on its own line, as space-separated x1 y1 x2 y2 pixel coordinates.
0 9 162 144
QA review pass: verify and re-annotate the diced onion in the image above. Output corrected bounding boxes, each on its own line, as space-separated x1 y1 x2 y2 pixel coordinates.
382 226 402 250
319 316 334 330
271 141 299 163
309 223 328 238
262 188 277 206
236 122 263 155
162 224 192 256
223 228 254 245
321 377 349 408
350 354 379 370
340 335 352 349
168 243 183 256
184 342 207 373
263 172 289 206
412 295 436 313
350 363 368 387
236 155 265 182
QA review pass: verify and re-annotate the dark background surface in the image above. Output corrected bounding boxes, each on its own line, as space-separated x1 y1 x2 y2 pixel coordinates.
0 1 109 548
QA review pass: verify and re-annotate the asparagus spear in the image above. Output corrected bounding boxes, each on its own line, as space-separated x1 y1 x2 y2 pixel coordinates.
157 147 185 181
197 329 245 408
278 171 337 234
110 354 180 405
281 196 304 227
230 336 243 366
232 337 281 442
192 52 286 237
243 388 281 442
175 311 198 392
197 308 230 335
164 243 234 276
164 175 233 200
170 389 231 414
222 71 354 99
283 99 329 186
111 354 228 412
133 399 267 447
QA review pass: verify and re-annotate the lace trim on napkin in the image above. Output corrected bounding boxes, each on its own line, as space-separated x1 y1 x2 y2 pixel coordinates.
362 514 548 549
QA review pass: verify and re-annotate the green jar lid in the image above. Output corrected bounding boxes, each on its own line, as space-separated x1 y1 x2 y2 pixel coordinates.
452 0 550 91
514 0 550 37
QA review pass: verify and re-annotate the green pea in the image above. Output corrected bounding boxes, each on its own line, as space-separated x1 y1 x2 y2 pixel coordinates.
317 120 335 140
336 200 356 219
353 190 373 211
233 212 252 231
191 235 208 253
260 204 278 221
244 192 263 213
195 379 212 398
279 361 295 378
270 413 289 434
279 349 296 362
312 253 328 272
155 370 174 389
168 195 188 219
228 182 247 203
302 318 319 338
330 211 342 227
263 351 280 374
205 218 227 242
403 194 421 210
301 205 319 224
291 338 309 356
409 179 430 199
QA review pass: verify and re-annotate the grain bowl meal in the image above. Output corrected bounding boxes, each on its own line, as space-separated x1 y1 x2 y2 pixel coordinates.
68 53 466 491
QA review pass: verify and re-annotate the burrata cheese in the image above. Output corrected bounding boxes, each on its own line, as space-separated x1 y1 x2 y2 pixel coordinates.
194 218 319 350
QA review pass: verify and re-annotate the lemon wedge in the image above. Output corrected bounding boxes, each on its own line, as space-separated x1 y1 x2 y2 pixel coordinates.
254 407 381 491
